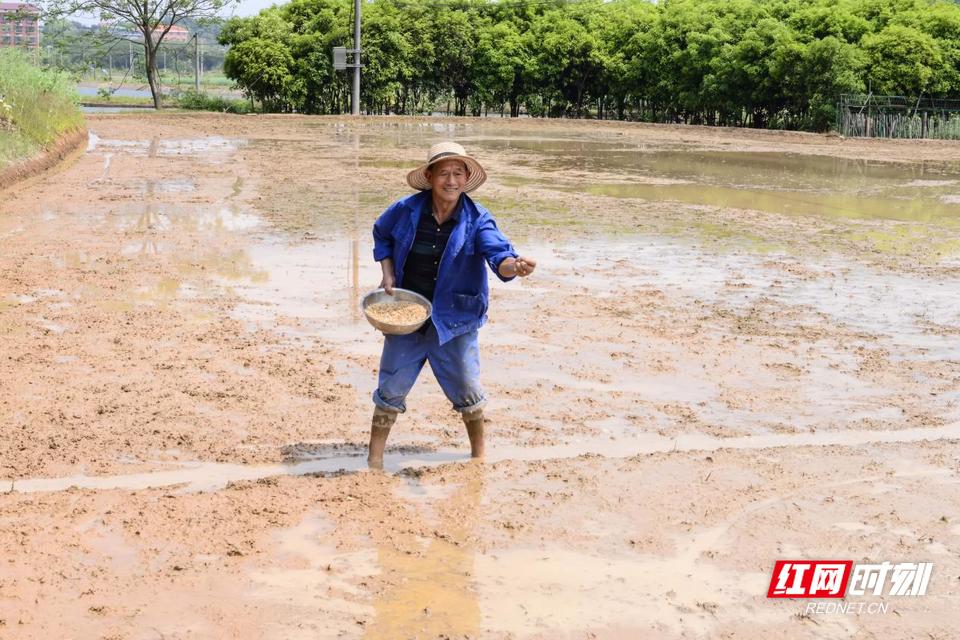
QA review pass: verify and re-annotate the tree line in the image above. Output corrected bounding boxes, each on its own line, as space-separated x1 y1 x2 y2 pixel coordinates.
218 0 960 131
40 18 226 82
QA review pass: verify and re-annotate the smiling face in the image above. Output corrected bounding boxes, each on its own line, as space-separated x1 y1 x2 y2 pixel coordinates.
426 159 470 209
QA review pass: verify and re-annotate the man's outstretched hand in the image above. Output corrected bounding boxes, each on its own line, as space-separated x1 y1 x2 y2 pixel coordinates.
500 256 537 278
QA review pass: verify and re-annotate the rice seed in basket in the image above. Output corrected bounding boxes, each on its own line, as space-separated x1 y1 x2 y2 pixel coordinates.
366 301 429 325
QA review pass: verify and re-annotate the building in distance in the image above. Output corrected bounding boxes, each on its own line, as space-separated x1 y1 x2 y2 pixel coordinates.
0 2 40 50
99 21 190 43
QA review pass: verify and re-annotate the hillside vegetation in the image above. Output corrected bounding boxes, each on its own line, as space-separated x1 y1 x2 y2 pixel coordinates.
0 49 84 168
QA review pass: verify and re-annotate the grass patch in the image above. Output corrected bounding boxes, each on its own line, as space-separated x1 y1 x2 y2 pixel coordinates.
164 72 235 88
0 49 83 167
81 90 156 107
176 90 252 114
0 128 38 165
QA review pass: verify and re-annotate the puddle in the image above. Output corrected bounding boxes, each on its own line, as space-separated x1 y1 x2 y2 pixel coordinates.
50 252 92 270
260 469 948 638
575 180 960 223
230 175 243 199
4 421 959 495
475 546 779 637
114 204 263 234
560 149 957 191
247 513 377 620
224 238 379 350
135 178 196 193
86 131 100 151
224 229 958 441
365 475 485 639
131 277 185 305
234 229 959 363
284 124 960 259
86 134 244 159
76 516 139 571
543 238 960 361
34 317 66 334
121 239 166 257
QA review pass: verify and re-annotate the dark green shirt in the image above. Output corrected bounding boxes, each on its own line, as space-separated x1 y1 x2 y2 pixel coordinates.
401 204 459 302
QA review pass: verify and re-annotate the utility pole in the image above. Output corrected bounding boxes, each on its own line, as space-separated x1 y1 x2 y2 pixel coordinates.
332 2 361 114
194 33 200 93
352 0 360 115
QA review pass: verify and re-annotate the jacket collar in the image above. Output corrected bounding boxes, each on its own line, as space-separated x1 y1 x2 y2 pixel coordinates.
409 191 479 257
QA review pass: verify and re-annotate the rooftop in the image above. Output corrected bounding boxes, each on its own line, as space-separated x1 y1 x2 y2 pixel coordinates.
0 2 40 12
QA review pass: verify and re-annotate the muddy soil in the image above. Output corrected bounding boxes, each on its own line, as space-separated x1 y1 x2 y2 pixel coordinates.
1 114 959 639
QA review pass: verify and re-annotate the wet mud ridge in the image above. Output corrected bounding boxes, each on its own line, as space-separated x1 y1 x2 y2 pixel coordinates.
1 113 959 639
4 421 960 496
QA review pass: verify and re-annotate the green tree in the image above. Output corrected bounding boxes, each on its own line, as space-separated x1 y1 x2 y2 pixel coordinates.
588 0 657 120
862 23 948 95
221 7 302 111
44 0 238 108
429 7 479 116
363 0 416 114
213 0 960 132
527 9 602 117
707 17 796 126
473 20 528 116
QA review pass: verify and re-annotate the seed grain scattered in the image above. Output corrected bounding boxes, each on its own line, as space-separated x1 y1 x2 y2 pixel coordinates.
366 301 429 325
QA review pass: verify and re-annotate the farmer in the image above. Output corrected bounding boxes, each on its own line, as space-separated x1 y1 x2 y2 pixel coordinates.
368 141 536 469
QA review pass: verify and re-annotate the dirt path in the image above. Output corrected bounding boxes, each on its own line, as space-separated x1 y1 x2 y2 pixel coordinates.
1 113 958 638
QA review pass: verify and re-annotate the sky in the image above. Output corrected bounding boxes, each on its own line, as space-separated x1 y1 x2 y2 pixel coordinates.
232 0 287 17
68 0 287 25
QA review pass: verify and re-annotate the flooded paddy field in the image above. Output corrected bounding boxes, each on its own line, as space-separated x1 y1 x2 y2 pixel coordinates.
1 113 959 638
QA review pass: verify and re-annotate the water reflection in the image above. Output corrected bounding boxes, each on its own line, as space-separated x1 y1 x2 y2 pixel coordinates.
86 133 243 160
575 180 960 223
301 123 960 231
6 420 960 494
364 468 483 638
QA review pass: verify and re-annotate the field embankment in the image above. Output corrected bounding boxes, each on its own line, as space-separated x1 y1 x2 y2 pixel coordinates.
0 49 85 189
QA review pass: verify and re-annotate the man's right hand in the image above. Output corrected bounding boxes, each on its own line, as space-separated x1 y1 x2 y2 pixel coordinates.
379 258 396 295
380 274 395 295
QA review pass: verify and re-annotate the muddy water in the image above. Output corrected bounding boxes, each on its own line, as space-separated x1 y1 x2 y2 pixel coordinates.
6 421 960 494
577 180 960 222
222 234 959 441
8 119 957 639
13 125 960 456
466 135 960 222
115 121 953 450
271 472 767 639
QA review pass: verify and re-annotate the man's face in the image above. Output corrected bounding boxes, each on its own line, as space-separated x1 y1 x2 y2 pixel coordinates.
426 159 469 207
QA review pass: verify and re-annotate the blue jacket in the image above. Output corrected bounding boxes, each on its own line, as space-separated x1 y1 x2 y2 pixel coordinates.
373 190 517 345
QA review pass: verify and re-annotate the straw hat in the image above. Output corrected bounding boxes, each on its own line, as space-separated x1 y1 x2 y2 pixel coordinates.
406 141 487 193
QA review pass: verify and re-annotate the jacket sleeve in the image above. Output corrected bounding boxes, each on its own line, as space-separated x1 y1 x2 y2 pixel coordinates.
476 214 518 282
372 201 403 262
